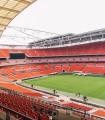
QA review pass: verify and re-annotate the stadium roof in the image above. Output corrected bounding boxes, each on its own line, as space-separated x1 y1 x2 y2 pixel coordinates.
29 28 105 48
0 0 37 37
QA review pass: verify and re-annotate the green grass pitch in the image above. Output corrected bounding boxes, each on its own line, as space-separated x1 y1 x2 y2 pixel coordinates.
23 74 105 100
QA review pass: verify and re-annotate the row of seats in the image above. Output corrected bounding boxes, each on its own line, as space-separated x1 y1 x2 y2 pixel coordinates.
92 110 105 117
73 111 101 120
0 82 43 97
63 102 92 111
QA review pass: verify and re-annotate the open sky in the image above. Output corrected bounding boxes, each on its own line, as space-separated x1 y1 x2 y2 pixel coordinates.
1 0 105 45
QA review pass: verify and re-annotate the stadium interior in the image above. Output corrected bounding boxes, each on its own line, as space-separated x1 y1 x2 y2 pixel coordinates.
0 0 105 120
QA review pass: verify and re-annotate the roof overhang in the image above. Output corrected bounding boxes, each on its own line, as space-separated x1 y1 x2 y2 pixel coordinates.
0 0 37 36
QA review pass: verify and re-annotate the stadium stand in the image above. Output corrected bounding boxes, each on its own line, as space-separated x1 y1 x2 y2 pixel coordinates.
1 45 105 120
0 92 51 120
1 0 105 119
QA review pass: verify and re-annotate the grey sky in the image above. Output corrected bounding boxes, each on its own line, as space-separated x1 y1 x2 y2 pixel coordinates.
1 0 105 45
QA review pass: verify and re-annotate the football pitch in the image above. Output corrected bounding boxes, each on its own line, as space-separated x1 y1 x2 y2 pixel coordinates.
23 74 105 100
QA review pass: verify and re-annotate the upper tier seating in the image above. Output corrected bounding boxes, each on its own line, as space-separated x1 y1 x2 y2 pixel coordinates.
0 41 105 58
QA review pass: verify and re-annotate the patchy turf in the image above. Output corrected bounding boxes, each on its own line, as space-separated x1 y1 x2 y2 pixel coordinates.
23 74 105 100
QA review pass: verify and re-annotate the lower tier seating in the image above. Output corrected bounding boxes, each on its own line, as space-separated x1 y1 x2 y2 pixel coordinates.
0 92 55 120
0 62 105 81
